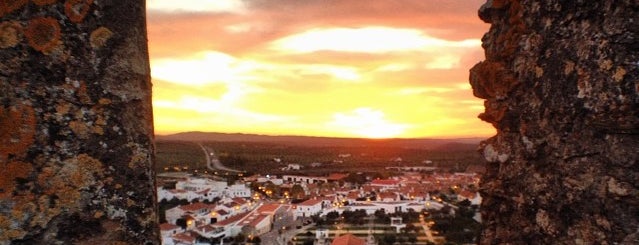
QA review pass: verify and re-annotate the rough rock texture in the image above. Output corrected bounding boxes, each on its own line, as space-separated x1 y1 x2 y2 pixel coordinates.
471 0 639 244
0 1 158 244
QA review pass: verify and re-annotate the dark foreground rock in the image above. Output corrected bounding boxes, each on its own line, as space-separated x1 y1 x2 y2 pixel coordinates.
471 1 639 244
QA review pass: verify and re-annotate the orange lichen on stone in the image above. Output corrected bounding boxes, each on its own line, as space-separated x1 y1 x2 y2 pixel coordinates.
470 60 519 99
55 102 71 115
24 17 61 54
0 104 36 162
93 211 104 219
64 0 93 23
32 0 57 6
0 21 22 48
76 81 92 104
90 26 113 49
0 213 28 241
98 98 111 105
37 154 105 210
479 100 508 126
0 161 33 198
0 0 27 17
612 67 626 82
69 120 90 139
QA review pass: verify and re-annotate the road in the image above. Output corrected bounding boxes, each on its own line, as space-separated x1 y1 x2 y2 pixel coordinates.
197 143 241 172
420 219 435 243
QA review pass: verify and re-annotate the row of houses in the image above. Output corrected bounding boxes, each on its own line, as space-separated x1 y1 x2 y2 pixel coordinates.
161 200 292 245
158 176 252 202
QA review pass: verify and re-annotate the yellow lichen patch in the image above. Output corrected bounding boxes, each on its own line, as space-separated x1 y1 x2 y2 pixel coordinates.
38 154 105 210
126 198 135 207
0 104 36 162
64 0 93 23
32 0 57 6
534 66 544 78
0 214 28 241
98 98 111 105
93 115 106 135
0 0 27 17
0 161 33 198
0 21 21 48
95 115 107 126
55 102 71 115
90 27 113 49
93 211 104 219
612 67 626 82
24 17 61 54
92 126 104 135
599 59 613 71
128 151 147 169
69 120 90 139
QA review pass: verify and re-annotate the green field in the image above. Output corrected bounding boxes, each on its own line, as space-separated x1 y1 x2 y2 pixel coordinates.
155 139 484 175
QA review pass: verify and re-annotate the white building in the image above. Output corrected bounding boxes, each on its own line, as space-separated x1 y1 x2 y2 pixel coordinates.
158 176 253 203
223 183 252 198
160 223 182 245
176 177 227 192
165 202 217 225
282 175 327 184
294 199 324 219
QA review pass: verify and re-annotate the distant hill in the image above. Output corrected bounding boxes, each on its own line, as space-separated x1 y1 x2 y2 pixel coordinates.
156 131 485 150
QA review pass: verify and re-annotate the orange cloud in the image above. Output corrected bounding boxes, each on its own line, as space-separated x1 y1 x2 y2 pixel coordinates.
147 0 495 138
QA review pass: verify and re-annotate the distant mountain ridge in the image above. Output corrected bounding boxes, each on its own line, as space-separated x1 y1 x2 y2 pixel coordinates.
156 131 485 150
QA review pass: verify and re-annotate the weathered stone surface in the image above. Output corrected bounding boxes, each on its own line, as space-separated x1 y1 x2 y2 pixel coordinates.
472 0 639 244
0 1 158 244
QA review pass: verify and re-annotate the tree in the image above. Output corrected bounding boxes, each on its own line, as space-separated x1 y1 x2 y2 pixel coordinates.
407 234 418 243
383 234 396 245
374 209 389 224
290 184 305 199
326 211 340 224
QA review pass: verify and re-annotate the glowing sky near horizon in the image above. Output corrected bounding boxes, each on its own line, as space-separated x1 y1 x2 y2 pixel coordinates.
147 0 494 139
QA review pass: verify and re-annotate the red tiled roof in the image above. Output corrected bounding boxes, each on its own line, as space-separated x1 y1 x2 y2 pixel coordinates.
213 212 250 226
180 202 211 212
172 232 196 243
371 179 400 186
232 197 248 204
197 224 216 233
160 223 180 231
257 203 281 214
327 173 348 181
331 234 365 245
378 192 397 199
298 199 323 206
247 214 270 227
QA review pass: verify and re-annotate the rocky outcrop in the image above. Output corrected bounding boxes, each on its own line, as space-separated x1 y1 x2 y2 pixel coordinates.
0 1 158 244
471 0 639 244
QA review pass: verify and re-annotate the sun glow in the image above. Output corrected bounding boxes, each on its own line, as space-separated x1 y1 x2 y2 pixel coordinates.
271 27 481 54
146 0 495 138
328 108 409 138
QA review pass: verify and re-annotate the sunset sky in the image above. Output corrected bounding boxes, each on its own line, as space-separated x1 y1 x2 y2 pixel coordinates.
146 0 494 139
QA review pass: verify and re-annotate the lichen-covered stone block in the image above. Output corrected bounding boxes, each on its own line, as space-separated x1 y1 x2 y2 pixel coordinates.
472 0 639 244
0 1 158 244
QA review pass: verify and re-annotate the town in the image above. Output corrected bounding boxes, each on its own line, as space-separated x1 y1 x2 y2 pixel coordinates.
157 154 482 245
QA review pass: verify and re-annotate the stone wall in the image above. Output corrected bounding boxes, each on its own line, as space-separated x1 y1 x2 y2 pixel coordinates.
471 0 639 244
0 1 158 244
